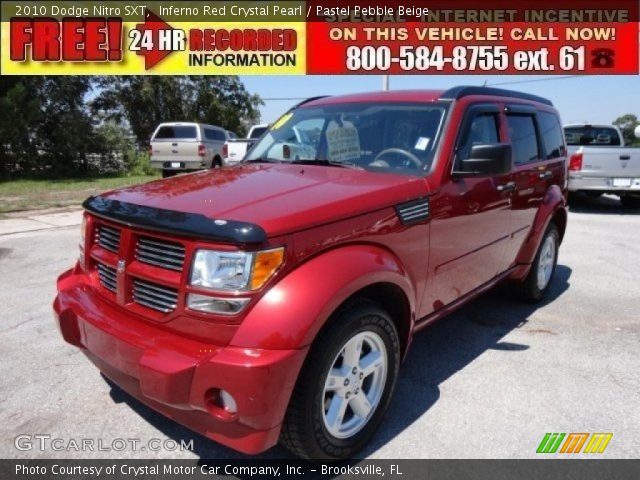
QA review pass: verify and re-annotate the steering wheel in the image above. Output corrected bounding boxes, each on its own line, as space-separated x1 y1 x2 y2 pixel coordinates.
372 148 422 169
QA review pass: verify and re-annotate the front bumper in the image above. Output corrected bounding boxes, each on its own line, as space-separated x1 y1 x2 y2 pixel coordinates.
568 174 640 193
54 268 308 454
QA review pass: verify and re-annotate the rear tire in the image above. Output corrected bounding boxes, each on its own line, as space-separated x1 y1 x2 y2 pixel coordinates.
513 223 559 303
280 300 400 460
620 194 640 209
161 170 176 178
212 156 223 169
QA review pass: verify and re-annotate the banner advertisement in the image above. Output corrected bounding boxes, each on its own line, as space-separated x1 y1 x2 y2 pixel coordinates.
1 0 638 75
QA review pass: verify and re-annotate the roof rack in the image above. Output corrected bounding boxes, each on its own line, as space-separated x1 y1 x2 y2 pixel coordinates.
440 86 553 106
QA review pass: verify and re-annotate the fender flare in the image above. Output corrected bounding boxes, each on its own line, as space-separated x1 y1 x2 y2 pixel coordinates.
230 245 415 350
514 184 567 269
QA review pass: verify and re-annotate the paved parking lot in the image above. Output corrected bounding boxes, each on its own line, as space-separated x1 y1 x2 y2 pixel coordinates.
1 195 638 459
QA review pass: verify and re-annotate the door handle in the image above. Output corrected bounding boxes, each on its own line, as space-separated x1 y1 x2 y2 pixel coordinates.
620 155 631 160
539 171 553 179
497 181 516 192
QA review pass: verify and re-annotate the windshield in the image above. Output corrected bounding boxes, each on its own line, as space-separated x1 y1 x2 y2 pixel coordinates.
564 126 622 146
245 102 448 175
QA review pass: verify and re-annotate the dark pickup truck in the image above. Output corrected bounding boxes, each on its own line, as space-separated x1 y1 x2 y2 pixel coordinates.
55 86 568 460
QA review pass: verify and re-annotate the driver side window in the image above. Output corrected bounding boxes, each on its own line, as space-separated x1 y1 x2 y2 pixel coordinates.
458 113 499 161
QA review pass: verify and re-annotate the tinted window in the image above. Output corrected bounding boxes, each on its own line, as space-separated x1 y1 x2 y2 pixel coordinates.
538 112 565 159
249 126 268 139
204 128 226 141
226 131 238 139
458 113 499 160
507 115 540 164
154 126 197 140
564 126 622 146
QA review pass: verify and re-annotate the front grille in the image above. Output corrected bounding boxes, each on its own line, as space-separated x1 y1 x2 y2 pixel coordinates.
132 279 178 313
136 237 185 271
97 263 117 293
96 225 121 253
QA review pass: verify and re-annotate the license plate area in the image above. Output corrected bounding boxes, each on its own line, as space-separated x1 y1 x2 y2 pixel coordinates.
613 178 632 187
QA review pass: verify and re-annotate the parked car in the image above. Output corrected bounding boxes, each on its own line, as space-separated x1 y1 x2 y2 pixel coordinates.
149 122 229 178
564 123 640 207
222 123 270 164
55 87 568 460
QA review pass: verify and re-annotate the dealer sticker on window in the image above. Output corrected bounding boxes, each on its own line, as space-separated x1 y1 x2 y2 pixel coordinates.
415 137 431 151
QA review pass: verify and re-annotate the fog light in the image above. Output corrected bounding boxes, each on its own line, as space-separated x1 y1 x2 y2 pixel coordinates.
219 390 237 414
187 293 249 315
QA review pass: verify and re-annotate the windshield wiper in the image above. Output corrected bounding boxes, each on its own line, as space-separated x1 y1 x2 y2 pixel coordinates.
291 158 363 169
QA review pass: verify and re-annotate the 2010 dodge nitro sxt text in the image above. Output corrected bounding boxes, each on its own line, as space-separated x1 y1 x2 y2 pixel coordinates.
54 87 568 460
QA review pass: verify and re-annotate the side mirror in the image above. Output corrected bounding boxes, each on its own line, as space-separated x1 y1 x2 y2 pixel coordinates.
634 125 640 139
454 144 512 177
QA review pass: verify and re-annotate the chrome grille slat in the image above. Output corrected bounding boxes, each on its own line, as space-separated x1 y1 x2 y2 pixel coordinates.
134 244 185 258
96 263 117 293
132 279 178 313
135 250 183 265
96 226 121 253
139 238 184 251
133 297 174 313
136 236 185 271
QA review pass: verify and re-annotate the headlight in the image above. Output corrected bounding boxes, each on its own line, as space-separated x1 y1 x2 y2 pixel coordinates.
190 247 284 292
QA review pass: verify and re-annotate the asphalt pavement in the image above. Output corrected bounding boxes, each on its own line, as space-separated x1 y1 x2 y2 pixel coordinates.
1 194 638 459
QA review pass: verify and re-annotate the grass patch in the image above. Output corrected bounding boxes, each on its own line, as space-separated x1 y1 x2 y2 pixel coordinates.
0 174 160 213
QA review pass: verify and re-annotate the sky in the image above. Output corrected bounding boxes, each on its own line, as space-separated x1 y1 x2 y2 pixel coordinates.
240 75 640 125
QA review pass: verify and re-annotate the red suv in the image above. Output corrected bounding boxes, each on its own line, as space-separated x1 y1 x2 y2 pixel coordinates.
55 87 568 460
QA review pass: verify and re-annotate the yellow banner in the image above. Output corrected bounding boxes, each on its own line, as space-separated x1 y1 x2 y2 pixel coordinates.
1 19 306 75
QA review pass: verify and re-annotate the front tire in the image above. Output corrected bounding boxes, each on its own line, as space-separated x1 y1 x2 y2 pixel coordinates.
280 301 400 460
513 223 559 303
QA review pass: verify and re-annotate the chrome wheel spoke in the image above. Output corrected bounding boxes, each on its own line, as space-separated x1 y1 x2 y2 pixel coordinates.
342 337 363 368
360 350 384 378
325 367 347 391
325 393 349 429
349 392 373 418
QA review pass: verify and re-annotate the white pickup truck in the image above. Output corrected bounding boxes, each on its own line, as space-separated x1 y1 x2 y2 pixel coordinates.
222 124 269 165
150 122 230 178
565 123 640 208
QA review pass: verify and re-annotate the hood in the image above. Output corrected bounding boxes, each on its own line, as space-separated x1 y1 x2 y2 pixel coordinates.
99 163 429 237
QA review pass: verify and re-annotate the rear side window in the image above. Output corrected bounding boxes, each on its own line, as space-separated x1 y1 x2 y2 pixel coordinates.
458 113 500 160
154 125 197 140
507 115 540 165
249 126 268 139
538 112 566 159
204 128 226 141
564 126 622 146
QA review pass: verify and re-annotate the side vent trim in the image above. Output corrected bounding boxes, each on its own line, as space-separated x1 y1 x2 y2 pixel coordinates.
396 198 430 225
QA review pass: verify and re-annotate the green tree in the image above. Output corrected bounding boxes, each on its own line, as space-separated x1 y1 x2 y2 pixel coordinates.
613 114 640 146
92 76 262 146
0 76 95 176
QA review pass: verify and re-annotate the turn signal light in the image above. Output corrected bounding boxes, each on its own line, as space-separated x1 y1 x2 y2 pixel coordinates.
569 152 583 171
250 248 285 290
